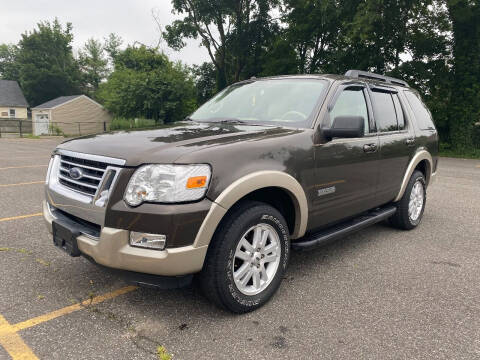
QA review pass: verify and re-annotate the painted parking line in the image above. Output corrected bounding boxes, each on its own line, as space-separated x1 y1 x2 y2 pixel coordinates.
12 286 138 332
0 165 48 171
0 181 44 188
0 315 38 360
0 156 50 160
0 286 137 359
0 213 42 223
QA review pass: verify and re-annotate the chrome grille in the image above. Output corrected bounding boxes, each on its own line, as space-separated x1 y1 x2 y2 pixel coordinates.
58 154 109 196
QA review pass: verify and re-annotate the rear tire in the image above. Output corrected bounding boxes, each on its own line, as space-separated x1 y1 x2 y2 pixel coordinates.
389 170 426 230
199 200 290 313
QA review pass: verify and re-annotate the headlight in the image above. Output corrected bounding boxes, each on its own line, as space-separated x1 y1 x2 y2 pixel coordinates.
45 156 55 184
124 164 211 206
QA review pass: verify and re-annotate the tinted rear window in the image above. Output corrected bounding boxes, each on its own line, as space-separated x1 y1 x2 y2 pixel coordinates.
371 91 398 132
404 91 435 130
392 94 405 130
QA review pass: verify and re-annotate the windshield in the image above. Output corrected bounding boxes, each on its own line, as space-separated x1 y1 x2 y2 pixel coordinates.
190 78 328 128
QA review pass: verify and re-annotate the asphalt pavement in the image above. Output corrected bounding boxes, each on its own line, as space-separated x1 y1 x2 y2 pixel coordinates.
0 137 479 360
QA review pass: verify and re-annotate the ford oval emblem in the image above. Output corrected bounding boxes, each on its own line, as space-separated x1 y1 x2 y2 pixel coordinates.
69 167 83 180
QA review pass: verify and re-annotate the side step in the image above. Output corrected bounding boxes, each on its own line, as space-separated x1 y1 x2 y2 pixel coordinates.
291 205 397 250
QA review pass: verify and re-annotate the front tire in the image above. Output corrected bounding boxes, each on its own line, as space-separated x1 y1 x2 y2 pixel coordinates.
389 170 426 230
199 201 290 313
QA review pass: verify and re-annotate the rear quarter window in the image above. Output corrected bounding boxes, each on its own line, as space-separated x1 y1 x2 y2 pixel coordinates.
404 91 435 130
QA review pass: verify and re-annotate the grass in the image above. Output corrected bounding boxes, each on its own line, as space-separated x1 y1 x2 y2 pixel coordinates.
156 346 172 360
22 134 41 139
439 143 480 159
110 117 160 130
109 117 188 132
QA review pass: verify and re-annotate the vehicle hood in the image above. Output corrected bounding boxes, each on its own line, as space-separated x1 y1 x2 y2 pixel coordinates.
57 122 297 166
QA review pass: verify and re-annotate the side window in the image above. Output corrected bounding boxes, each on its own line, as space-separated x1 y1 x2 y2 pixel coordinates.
392 94 405 130
404 91 435 130
371 91 398 132
330 88 369 134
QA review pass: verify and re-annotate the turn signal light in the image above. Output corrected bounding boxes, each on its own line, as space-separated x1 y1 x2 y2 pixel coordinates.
186 176 207 189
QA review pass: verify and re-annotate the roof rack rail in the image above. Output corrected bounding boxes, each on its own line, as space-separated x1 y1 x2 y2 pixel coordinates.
345 70 409 87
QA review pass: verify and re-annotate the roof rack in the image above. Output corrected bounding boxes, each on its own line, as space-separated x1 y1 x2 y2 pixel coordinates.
345 70 409 87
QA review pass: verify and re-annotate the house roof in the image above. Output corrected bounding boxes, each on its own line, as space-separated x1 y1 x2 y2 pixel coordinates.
32 95 83 109
0 80 29 107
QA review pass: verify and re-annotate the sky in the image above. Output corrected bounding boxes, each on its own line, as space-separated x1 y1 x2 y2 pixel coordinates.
0 0 210 65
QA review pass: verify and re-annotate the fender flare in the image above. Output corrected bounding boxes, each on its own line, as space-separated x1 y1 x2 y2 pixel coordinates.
394 149 433 202
193 171 308 248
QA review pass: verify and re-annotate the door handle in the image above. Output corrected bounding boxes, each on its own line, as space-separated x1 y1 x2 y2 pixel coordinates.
405 138 415 146
363 143 377 153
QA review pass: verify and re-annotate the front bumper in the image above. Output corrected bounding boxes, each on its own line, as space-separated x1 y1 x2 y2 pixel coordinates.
43 201 208 276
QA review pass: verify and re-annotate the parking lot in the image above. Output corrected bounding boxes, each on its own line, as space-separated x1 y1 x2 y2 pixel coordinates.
0 138 479 359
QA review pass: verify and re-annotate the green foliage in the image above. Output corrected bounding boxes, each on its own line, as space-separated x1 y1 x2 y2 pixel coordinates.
164 0 480 152
109 117 158 130
49 123 64 136
156 346 172 360
78 38 108 96
283 0 347 73
103 33 123 63
98 46 196 123
163 0 280 89
258 37 297 77
0 44 19 80
439 142 480 159
15 19 81 107
191 62 216 104
23 134 40 139
1 1 479 154
446 0 480 150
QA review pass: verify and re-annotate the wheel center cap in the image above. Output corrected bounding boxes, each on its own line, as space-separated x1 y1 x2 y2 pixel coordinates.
252 251 262 266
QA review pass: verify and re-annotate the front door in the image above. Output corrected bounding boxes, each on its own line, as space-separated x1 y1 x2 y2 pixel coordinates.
310 82 380 229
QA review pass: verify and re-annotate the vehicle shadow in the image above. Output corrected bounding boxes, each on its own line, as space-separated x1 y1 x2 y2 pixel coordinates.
94 221 398 321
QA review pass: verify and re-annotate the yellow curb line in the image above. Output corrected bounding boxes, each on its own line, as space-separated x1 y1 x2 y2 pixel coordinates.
0 181 44 188
0 213 42 222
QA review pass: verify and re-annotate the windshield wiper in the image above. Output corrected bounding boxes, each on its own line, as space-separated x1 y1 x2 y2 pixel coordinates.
217 118 249 125
198 118 274 127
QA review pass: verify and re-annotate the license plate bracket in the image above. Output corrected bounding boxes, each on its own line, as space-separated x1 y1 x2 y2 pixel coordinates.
52 220 81 257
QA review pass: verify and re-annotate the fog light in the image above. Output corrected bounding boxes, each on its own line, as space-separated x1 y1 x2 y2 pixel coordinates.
129 232 166 250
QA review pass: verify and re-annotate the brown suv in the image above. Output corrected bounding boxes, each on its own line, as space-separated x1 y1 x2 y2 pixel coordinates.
44 70 438 313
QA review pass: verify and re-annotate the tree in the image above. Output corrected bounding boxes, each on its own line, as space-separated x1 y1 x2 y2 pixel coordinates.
78 38 108 96
103 33 123 65
98 46 196 123
163 0 280 90
191 62 217 104
446 0 480 150
282 0 347 74
0 44 19 80
258 36 298 76
15 19 81 106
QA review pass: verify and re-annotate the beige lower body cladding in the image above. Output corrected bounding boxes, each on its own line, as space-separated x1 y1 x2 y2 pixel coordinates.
42 200 208 276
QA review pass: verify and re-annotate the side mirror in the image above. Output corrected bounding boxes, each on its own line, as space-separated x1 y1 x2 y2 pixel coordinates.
322 116 365 139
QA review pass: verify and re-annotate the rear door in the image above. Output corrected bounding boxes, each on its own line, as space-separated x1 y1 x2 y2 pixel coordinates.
310 82 380 229
368 86 416 205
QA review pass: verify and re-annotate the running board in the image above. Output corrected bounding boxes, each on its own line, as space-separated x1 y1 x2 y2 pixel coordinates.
291 205 397 250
